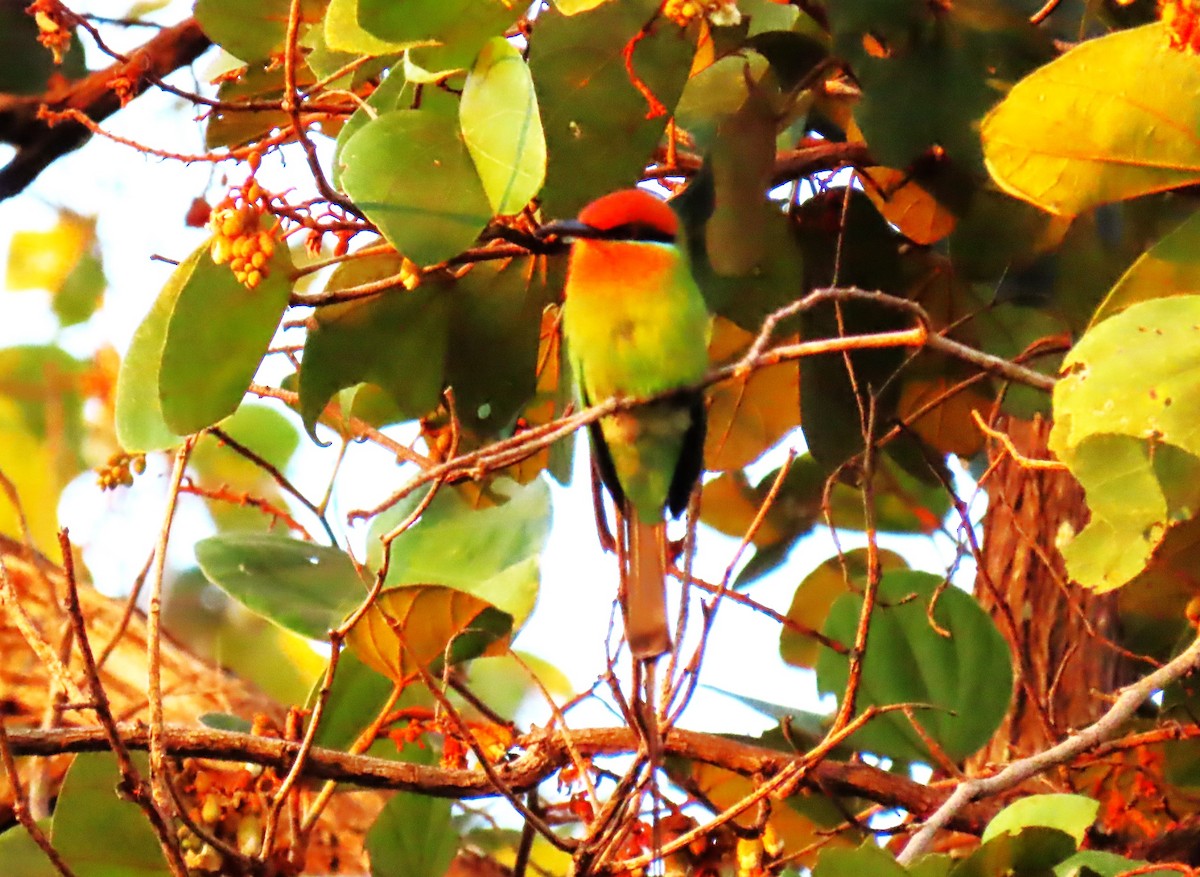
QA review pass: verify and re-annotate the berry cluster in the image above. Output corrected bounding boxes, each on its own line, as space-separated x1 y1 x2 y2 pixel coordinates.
662 0 742 26
1163 0 1200 52
96 451 146 491
29 0 72 65
208 173 277 290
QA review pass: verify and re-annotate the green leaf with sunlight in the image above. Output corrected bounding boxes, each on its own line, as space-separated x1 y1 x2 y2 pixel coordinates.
1092 208 1200 326
817 570 1013 763
340 111 493 266
366 791 460 877
115 254 197 452
460 37 546 215
194 0 324 62
190 403 302 531
1051 296 1200 590
346 584 512 683
52 752 168 877
982 794 1099 845
324 0 413 54
356 0 518 72
368 479 550 628
195 533 367 639
530 0 695 217
983 24 1200 217
299 253 451 442
155 235 292 436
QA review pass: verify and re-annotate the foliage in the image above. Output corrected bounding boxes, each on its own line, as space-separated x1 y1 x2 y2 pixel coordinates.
4 0 1200 875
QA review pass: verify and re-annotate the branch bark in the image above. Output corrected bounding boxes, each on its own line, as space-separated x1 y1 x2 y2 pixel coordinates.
0 17 211 200
3 722 999 836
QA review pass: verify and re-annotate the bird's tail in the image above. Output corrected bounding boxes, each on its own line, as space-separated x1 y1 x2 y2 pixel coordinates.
621 515 671 659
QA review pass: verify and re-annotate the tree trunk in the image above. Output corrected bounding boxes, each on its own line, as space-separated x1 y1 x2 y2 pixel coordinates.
968 415 1134 769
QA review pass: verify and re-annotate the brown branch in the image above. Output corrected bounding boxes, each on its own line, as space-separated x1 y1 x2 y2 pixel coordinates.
0 17 211 200
4 723 997 835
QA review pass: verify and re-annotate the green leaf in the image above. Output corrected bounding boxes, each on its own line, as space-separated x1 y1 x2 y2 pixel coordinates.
331 64 412 189
190 403 302 531
0 2 84 95
1050 296 1200 590
816 570 1014 763
194 0 324 62
355 0 517 72
157 236 293 436
54 251 105 327
368 479 550 628
195 533 367 639
530 0 695 217
324 0 413 54
445 257 555 435
781 548 908 669
983 794 1099 845
340 111 492 265
951 828 1078 877
366 791 459 877
1053 851 1172 877
829 0 1049 172
199 712 254 732
300 255 451 441
1092 208 1200 325
813 843 909 877
982 24 1200 217
205 63 313 149
52 752 168 877
460 37 546 215
0 822 59 877
313 650 400 749
115 262 189 452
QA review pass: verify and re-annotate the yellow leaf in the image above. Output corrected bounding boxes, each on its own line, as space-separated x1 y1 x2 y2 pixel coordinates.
0 399 60 549
7 213 95 293
860 167 956 245
346 585 511 684
706 317 800 471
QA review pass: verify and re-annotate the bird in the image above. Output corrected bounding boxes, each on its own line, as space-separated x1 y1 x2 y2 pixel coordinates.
542 188 711 660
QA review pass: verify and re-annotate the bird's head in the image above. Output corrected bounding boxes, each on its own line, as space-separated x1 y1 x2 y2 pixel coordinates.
538 189 679 245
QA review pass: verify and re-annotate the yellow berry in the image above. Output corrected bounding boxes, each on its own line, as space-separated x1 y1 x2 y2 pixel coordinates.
250 251 267 269
245 270 262 288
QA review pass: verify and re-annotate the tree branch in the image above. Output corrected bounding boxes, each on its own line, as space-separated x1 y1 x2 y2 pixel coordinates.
897 635 1200 863
4 722 998 836
0 17 211 200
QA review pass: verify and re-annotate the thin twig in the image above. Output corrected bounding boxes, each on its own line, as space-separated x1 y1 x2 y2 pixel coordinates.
898 635 1200 863
0 719 77 877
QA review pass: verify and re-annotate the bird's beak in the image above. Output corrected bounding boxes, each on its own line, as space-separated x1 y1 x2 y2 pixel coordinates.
536 219 602 241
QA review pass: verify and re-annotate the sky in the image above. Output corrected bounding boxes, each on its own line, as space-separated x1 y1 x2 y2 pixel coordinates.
0 1 984 740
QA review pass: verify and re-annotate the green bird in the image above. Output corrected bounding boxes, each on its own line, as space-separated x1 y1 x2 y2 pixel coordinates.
545 188 711 659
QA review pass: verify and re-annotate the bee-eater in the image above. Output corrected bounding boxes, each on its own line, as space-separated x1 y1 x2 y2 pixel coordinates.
544 189 710 659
